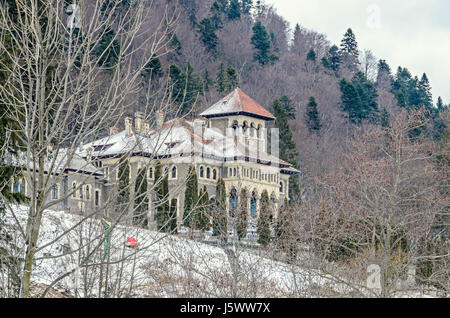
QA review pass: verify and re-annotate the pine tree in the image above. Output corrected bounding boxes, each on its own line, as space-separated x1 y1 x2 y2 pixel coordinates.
376 59 392 90
169 32 182 55
304 96 322 133
251 21 278 65
380 107 390 128
198 17 219 55
116 156 130 212
437 97 445 111
340 71 379 125
419 73 433 109
241 0 253 15
227 0 241 20
94 27 121 70
183 166 199 228
196 186 210 231
142 54 163 81
202 69 214 92
271 98 300 198
306 49 316 62
213 178 227 238
168 199 178 234
236 188 248 240
155 163 169 232
168 63 203 115
257 190 271 247
133 168 148 227
216 61 239 93
279 95 296 120
340 28 359 72
322 45 341 74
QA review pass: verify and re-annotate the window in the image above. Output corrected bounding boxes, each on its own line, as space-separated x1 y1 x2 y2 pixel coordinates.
213 169 217 180
171 166 177 179
233 168 237 177
280 181 284 193
250 197 257 219
149 167 153 179
200 166 204 178
52 185 58 200
72 182 76 198
95 190 100 206
13 180 19 193
86 185 90 200
206 167 210 179
20 179 26 194
79 186 83 199
229 168 232 177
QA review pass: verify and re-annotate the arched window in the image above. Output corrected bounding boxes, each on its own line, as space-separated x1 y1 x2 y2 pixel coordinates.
250 191 257 219
20 179 25 194
200 166 204 178
149 167 153 179
242 121 248 135
171 166 177 179
232 120 239 137
250 123 255 137
52 185 58 200
72 182 76 198
79 186 83 199
233 168 237 177
95 190 100 206
86 185 90 200
229 188 238 218
213 169 217 180
13 180 19 193
206 167 210 179
280 181 284 193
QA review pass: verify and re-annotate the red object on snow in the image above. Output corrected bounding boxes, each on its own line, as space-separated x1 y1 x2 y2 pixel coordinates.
126 237 141 247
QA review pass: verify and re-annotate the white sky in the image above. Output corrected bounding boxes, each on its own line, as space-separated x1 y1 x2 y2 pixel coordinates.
265 0 450 104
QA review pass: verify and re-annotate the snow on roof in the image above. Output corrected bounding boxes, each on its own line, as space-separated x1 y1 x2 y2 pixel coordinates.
79 117 298 173
200 88 275 120
10 149 101 176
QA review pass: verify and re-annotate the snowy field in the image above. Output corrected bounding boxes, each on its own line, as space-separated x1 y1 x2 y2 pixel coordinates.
2 205 440 298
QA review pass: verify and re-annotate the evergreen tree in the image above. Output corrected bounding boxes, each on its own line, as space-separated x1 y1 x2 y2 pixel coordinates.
339 71 379 125
183 166 199 228
257 190 271 247
94 27 121 70
340 28 359 72
304 96 322 133
155 163 170 232
251 21 278 65
236 188 248 240
133 168 148 227
216 61 239 93
437 97 445 111
376 59 393 90
141 54 163 81
306 49 316 62
169 32 182 55
198 17 219 55
202 69 214 92
196 186 211 231
168 63 203 115
116 156 130 211
168 199 178 234
275 198 298 261
213 178 227 238
227 0 241 20
271 98 300 198
419 73 433 109
380 107 390 128
278 95 296 120
322 45 341 74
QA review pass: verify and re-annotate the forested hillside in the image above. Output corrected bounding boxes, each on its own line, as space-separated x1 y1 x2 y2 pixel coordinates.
105 0 448 189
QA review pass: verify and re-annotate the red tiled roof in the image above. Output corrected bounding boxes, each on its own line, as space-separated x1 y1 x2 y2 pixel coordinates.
200 88 275 120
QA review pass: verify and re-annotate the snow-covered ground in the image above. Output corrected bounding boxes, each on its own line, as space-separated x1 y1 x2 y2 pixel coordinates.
2 205 441 298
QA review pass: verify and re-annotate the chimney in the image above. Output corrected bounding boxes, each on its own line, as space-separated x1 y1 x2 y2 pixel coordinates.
155 110 164 129
109 127 119 136
135 111 144 133
124 117 133 136
143 120 150 134
86 147 93 162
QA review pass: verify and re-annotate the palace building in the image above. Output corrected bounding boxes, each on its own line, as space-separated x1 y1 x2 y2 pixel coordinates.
10 89 299 229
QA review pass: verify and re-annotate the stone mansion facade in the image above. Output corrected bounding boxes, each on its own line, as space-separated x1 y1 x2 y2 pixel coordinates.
10 89 299 229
